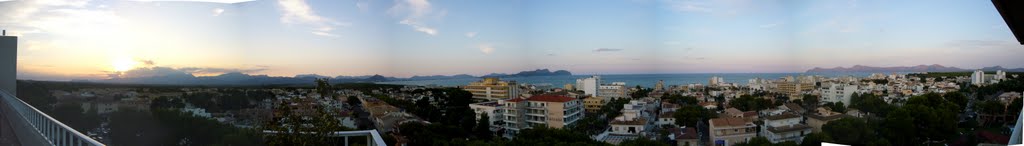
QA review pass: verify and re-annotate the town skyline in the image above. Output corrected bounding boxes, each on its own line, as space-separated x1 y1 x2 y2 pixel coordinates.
2 0 1023 81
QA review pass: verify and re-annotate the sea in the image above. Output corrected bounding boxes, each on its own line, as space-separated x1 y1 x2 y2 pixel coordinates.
376 72 889 88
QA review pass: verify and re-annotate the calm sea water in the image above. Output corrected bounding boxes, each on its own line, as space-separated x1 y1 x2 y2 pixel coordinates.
377 72 883 88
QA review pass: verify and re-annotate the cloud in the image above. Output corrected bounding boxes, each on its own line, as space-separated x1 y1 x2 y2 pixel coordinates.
664 0 712 13
546 53 557 56
130 0 255 3
478 44 495 54
593 48 623 52
212 8 224 16
759 22 783 28
946 40 1022 50
389 0 444 35
465 32 477 38
277 0 345 37
356 0 370 12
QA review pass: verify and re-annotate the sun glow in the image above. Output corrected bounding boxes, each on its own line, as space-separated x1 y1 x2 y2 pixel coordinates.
111 57 138 72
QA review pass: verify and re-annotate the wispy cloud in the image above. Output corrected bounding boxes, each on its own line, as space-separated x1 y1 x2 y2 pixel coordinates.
478 44 495 54
130 0 255 3
109 66 268 79
759 22 783 29
389 0 444 35
465 32 477 38
664 0 712 13
277 0 345 37
593 48 623 52
212 8 224 16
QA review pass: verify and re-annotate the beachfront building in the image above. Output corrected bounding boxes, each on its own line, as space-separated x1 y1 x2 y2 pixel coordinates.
498 94 584 138
775 79 813 100
463 77 520 100
583 96 607 113
599 82 629 99
577 76 601 96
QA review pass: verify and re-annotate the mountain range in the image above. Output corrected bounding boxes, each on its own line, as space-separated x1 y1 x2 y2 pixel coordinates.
805 64 1024 73
75 69 572 85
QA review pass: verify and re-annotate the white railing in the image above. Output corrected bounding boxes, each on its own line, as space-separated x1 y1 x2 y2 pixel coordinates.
263 130 387 146
0 89 104 146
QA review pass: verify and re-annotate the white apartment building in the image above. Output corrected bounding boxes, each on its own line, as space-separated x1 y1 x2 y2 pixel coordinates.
972 70 986 86
499 94 584 138
470 101 504 131
576 76 601 96
820 83 858 106
760 113 812 143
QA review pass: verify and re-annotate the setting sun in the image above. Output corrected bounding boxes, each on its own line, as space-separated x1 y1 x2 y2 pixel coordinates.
111 57 138 72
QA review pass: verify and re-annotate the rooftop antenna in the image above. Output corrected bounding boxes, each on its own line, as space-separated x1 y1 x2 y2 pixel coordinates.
2 30 5 36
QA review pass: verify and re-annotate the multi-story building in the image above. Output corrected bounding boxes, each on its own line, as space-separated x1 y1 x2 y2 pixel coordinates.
576 76 601 96
776 80 813 100
806 108 844 133
610 100 655 135
598 82 628 99
760 113 812 143
583 96 606 113
710 76 725 86
709 117 756 146
470 101 504 131
972 70 986 86
655 80 665 91
463 77 520 100
820 83 858 106
498 94 584 137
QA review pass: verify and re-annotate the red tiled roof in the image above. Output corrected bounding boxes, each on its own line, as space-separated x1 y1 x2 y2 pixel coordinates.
506 97 526 102
528 94 576 102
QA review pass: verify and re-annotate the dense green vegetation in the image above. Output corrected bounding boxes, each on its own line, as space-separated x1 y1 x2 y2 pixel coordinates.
729 95 775 111
110 109 262 146
818 92 965 145
673 105 717 127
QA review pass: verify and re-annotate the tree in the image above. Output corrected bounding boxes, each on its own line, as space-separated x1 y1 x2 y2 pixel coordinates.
346 96 361 107
801 133 832 146
802 94 820 109
674 105 717 127
823 102 846 113
315 78 333 99
821 118 876 145
883 108 917 146
619 137 668 146
729 95 772 111
734 137 772 146
1010 98 1022 115
475 113 493 140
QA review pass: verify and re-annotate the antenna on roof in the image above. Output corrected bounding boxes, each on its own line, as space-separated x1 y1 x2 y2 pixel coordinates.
2 30 5 36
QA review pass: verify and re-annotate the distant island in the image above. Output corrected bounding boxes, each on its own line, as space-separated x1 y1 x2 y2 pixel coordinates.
482 69 572 77
806 64 1024 73
71 68 572 85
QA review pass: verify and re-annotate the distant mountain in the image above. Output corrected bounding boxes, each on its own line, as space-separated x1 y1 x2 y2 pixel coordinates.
806 64 1024 73
78 69 574 85
483 69 572 77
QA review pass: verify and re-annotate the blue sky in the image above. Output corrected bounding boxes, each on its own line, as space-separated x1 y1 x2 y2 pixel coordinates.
1 0 1022 80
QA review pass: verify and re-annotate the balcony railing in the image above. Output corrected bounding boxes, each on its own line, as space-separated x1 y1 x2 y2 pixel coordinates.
0 89 104 146
263 130 387 146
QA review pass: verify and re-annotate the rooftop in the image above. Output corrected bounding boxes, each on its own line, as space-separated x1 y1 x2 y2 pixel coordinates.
527 94 576 102
710 117 753 128
765 113 801 121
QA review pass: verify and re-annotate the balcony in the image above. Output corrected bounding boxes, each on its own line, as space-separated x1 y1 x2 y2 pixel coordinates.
0 89 104 146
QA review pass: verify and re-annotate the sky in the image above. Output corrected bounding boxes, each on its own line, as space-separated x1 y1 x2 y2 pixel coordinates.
1 0 1022 81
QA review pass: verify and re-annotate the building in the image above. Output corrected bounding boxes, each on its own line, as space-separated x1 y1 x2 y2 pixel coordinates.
760 113 812 143
972 70 986 86
598 82 628 99
583 96 607 113
776 80 813 100
610 100 655 135
576 76 601 96
655 80 665 91
806 108 844 133
995 70 1007 82
469 101 504 131
657 112 676 126
709 117 756 146
710 76 725 86
498 94 584 137
820 83 858 106
0 30 14 95
463 77 520 100
668 127 699 146
564 84 574 90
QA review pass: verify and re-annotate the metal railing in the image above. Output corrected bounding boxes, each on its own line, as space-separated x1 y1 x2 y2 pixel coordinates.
263 130 387 146
0 89 104 146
